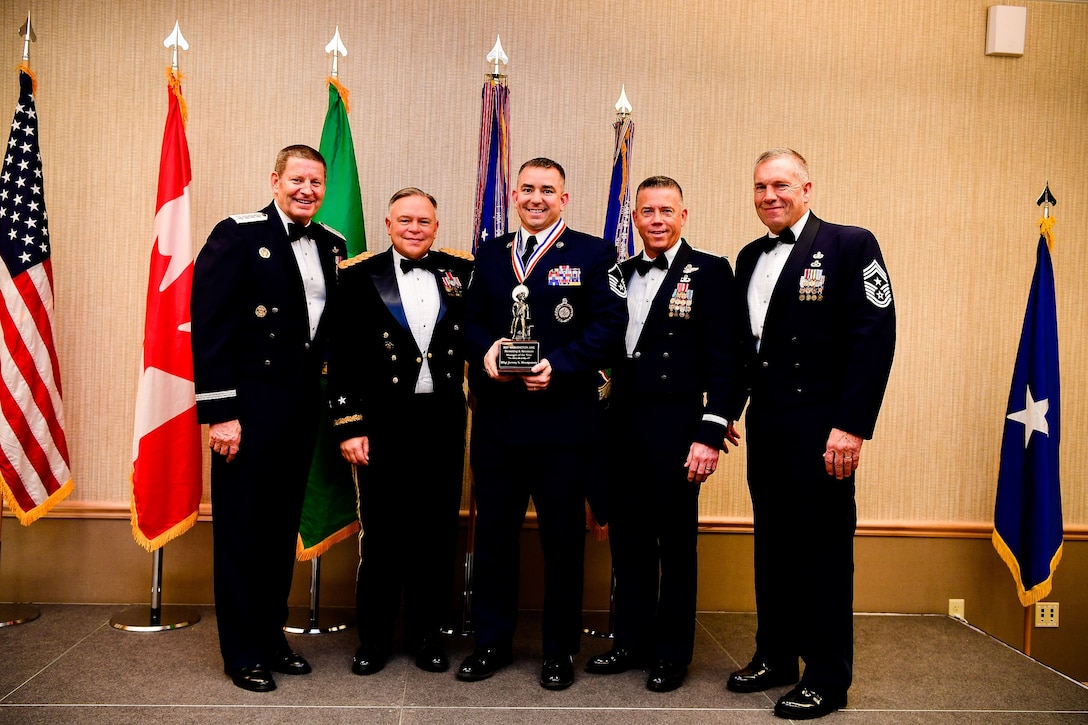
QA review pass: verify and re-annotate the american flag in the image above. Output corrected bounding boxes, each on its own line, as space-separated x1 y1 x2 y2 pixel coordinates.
0 67 72 524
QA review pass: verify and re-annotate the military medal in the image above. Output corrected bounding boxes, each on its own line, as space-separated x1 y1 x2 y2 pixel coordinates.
669 283 694 318
799 268 825 301
554 298 574 323
442 271 463 297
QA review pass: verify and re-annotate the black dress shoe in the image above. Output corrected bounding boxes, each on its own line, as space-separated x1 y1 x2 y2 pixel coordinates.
727 661 799 693
646 660 687 692
351 645 389 676
229 665 276 692
413 639 450 673
774 685 846 719
456 647 513 682
585 647 645 674
268 650 311 675
539 655 574 690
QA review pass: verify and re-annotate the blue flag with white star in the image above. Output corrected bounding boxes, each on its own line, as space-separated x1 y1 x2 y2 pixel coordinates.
992 231 1062 607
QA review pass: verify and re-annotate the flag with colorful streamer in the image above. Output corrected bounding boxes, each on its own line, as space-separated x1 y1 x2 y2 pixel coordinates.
471 38 510 254
0 64 73 523
993 195 1063 607
130 67 203 550
603 87 634 261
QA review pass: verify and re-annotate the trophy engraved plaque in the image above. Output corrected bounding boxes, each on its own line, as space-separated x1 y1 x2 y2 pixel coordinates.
498 284 540 372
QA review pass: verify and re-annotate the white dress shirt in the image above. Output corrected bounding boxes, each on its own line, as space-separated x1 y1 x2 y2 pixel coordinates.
275 206 326 340
392 248 441 394
748 211 810 351
625 241 682 356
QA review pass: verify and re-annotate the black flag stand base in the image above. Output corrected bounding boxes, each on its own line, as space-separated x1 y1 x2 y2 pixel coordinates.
582 567 616 639
285 555 354 634
110 547 200 632
0 511 40 627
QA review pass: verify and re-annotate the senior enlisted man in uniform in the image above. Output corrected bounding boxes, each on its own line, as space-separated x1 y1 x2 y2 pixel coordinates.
192 144 342 692
458 157 628 691
585 176 742 693
728 148 895 719
326 187 473 677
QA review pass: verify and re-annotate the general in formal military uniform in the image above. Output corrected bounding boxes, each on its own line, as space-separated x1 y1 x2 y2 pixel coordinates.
326 188 472 677
191 145 342 693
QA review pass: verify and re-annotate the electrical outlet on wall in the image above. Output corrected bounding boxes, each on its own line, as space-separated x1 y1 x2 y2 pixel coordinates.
948 598 965 620
1035 602 1059 628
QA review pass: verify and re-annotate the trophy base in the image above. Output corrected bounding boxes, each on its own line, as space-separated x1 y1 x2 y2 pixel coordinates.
498 339 540 373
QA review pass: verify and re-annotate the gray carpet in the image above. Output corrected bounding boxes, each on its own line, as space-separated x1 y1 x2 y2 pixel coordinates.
1 606 1086 723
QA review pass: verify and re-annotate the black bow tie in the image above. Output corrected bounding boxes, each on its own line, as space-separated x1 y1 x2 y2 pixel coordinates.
400 255 439 274
634 254 668 276
287 222 309 241
760 226 795 254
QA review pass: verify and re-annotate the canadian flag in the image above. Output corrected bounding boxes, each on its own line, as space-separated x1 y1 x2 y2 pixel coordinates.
130 70 202 550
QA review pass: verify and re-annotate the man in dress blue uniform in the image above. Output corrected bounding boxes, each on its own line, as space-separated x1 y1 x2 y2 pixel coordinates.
728 149 895 719
326 188 473 677
192 145 342 692
457 158 628 690
585 176 742 692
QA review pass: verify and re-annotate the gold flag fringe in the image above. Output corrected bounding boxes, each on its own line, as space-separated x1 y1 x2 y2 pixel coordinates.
15 62 36 93
295 520 360 561
128 471 199 551
1 475 73 525
1038 215 1055 252
992 529 1064 607
165 67 188 127
328 76 351 114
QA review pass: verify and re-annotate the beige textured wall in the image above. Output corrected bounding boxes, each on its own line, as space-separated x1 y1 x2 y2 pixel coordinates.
0 0 1085 528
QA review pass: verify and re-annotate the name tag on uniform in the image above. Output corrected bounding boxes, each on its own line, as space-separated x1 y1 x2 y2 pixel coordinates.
548 265 581 286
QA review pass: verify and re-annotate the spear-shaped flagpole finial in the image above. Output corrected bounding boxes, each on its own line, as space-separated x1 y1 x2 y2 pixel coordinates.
486 35 508 77
1036 181 1057 219
325 26 348 79
615 85 632 117
19 10 36 63
163 21 189 71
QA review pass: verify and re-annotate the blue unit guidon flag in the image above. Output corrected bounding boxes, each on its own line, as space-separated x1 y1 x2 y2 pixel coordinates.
603 114 634 261
993 225 1062 607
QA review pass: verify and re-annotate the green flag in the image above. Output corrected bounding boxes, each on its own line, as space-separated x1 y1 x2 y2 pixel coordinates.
316 79 366 256
297 78 365 560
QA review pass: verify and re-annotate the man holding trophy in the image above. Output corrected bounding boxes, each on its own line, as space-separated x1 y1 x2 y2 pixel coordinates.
459 158 628 690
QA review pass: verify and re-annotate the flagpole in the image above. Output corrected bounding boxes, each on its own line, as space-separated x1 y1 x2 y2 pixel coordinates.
111 21 201 633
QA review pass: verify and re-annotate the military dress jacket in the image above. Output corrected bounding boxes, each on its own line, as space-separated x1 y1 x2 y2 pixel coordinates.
733 213 896 440
613 240 741 449
326 248 473 441
191 201 341 425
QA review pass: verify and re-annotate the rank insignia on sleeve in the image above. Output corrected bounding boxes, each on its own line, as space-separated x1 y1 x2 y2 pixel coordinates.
607 264 628 299
862 260 892 308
